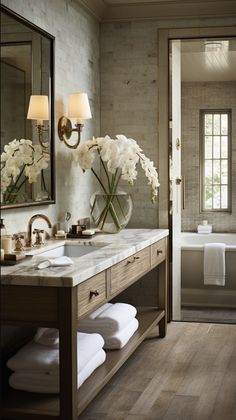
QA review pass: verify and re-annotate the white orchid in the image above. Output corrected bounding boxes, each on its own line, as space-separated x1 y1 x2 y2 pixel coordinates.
75 134 159 202
1 138 50 204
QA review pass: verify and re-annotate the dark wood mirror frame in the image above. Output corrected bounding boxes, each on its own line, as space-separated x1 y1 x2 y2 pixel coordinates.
0 4 55 210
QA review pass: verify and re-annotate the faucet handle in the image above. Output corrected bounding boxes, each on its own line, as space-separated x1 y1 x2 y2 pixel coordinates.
33 229 45 246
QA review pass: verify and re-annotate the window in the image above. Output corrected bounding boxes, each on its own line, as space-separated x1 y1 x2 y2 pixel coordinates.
200 110 231 212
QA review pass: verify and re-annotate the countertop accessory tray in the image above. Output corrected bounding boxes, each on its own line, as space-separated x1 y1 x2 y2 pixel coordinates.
1 253 27 265
67 233 95 239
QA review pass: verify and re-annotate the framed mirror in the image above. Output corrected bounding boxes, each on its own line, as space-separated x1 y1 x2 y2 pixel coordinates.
0 5 55 209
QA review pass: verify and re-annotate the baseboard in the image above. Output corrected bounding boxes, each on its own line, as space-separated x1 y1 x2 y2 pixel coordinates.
182 288 236 308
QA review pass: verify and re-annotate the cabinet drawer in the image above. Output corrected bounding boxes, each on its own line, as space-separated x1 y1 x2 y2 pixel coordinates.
151 238 166 267
77 272 107 318
110 247 150 295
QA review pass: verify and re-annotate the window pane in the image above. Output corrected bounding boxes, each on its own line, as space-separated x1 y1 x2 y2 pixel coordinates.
213 114 220 135
213 136 220 158
205 136 212 158
213 160 220 184
213 185 220 208
221 114 228 135
201 110 230 211
205 160 212 185
221 160 228 184
221 185 228 209
205 185 213 209
221 136 228 158
205 114 212 135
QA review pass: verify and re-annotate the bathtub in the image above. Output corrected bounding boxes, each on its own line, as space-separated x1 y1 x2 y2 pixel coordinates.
181 232 236 308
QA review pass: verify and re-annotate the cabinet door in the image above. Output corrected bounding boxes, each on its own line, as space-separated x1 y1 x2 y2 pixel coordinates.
110 247 150 295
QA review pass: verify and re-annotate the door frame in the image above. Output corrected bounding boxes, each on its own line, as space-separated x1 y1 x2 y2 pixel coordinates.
157 26 236 321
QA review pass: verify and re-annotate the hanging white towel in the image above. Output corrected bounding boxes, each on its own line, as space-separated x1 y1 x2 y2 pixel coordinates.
7 332 104 372
9 349 106 393
78 302 137 335
204 243 226 286
103 318 139 350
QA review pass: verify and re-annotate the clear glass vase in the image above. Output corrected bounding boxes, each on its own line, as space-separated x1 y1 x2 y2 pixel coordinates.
90 191 133 233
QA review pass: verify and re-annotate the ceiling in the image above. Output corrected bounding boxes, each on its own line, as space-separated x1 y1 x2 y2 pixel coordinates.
78 0 236 21
181 39 236 82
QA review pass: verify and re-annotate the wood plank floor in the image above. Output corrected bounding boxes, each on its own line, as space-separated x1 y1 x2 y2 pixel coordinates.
79 322 236 420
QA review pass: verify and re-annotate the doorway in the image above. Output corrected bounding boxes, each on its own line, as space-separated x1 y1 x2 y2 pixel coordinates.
158 27 236 324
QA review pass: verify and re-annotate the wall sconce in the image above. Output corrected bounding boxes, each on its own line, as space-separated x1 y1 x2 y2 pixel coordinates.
27 95 49 147
58 92 92 149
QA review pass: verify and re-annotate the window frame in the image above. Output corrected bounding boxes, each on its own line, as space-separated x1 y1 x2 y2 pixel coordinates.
200 109 232 213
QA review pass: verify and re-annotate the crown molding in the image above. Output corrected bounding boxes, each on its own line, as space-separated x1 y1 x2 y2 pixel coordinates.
76 0 236 21
75 0 106 20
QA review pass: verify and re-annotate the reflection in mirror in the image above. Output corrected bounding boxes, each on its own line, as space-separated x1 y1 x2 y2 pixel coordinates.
0 5 55 209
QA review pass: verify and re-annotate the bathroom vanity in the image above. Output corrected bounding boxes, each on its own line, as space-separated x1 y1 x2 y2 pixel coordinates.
1 229 169 419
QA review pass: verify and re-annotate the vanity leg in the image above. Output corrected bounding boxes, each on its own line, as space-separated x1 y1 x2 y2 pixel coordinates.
158 255 168 338
58 288 78 420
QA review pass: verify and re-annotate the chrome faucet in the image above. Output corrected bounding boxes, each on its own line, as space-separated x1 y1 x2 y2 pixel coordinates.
26 214 52 247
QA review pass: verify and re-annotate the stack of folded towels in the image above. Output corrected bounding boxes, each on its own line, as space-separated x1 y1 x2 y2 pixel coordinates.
78 302 139 350
197 222 212 234
7 329 105 393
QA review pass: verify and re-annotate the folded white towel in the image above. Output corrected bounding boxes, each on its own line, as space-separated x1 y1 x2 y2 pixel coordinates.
34 328 59 347
197 225 212 234
78 302 137 335
7 332 104 372
204 243 226 286
103 318 139 349
9 349 106 393
35 256 74 269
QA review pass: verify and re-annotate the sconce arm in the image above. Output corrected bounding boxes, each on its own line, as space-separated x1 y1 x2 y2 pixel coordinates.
58 116 83 149
36 124 49 148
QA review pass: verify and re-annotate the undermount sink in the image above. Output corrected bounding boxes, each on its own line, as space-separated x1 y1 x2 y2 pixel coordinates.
31 243 106 259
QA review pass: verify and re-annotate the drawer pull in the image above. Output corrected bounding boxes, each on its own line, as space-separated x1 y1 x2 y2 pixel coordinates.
156 249 163 255
127 256 140 264
90 290 99 298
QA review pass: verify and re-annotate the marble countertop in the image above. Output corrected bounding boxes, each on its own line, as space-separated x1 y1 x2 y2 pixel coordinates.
1 229 169 288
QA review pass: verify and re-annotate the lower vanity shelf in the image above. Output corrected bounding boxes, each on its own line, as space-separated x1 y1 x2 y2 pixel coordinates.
2 307 165 419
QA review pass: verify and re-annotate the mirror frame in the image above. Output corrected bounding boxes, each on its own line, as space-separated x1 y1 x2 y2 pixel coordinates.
0 4 55 210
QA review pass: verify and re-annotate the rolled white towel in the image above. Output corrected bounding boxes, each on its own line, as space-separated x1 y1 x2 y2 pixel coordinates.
9 349 106 393
7 332 104 373
78 302 137 335
103 318 139 350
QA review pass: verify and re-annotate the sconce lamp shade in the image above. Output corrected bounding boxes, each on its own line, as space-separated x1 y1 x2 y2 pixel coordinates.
27 95 49 122
68 93 92 122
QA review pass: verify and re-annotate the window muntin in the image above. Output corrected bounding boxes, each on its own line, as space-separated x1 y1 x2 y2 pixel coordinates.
201 110 231 212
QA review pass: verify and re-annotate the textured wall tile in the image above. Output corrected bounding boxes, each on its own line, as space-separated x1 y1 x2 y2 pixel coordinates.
100 22 159 228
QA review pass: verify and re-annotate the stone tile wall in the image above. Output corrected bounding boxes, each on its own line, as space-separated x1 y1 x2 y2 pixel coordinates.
181 81 236 232
100 22 159 228
100 17 236 228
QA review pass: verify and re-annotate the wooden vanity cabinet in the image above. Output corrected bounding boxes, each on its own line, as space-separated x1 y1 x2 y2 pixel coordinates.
0 235 168 420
